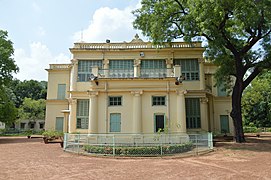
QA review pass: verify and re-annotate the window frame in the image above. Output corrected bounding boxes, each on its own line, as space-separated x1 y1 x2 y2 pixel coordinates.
110 113 121 132
76 99 89 129
174 59 199 81
185 98 201 129
77 60 103 82
152 96 166 106
57 84 66 100
108 96 122 106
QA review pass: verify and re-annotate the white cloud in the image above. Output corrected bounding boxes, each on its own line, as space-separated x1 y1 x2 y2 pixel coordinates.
36 26 46 37
13 42 70 81
32 2 42 14
73 3 145 43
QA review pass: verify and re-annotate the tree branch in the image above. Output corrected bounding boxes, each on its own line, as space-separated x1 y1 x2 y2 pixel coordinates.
243 67 261 88
173 0 188 15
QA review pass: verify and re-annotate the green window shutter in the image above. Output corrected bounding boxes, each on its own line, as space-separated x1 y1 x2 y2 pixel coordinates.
76 99 89 129
220 115 229 133
55 117 64 132
110 113 121 132
57 84 66 99
185 98 201 129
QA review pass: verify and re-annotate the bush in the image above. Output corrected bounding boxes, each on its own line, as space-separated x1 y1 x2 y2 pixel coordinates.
42 130 63 139
83 142 193 156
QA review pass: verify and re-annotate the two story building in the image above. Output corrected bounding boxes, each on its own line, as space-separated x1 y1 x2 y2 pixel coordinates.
45 35 233 135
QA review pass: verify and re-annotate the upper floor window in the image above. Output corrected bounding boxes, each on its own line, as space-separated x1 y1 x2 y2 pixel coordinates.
217 83 227 96
109 96 122 106
109 60 134 78
152 96 166 106
78 60 102 82
57 84 66 99
141 60 166 78
185 98 201 129
174 59 199 80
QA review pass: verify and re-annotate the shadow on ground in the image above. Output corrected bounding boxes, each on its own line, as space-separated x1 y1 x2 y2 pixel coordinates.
214 133 271 152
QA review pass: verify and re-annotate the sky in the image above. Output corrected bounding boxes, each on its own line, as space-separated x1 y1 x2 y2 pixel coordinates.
0 0 145 81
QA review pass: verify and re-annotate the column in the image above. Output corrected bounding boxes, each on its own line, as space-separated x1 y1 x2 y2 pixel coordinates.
176 90 187 133
199 58 205 90
131 91 143 133
134 59 141 77
68 98 77 133
70 59 78 92
88 91 98 134
61 110 70 133
166 58 173 77
200 97 209 131
103 59 109 78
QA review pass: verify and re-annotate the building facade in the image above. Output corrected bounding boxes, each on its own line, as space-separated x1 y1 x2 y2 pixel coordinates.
45 35 233 135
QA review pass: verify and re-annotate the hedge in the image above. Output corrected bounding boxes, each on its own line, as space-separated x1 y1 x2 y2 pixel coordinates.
83 142 193 156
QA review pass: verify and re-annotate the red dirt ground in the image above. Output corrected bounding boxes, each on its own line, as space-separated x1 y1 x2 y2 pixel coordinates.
0 134 271 180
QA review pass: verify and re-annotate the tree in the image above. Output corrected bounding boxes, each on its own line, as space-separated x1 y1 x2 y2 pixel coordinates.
10 79 47 107
242 70 271 127
0 30 19 125
18 98 46 121
0 86 18 125
133 0 271 142
0 30 19 86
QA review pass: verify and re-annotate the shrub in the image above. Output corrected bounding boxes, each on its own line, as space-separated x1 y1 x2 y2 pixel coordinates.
83 142 193 156
42 130 63 139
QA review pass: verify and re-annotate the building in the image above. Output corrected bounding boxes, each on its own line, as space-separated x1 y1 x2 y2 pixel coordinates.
45 35 233 135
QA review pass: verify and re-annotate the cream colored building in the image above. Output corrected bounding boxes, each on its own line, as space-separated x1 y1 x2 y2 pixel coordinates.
45 35 233 135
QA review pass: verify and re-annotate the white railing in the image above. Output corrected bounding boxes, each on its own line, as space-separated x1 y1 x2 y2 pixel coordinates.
63 133 213 156
73 42 202 50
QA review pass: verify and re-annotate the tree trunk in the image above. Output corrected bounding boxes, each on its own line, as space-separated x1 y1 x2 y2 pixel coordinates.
230 79 245 143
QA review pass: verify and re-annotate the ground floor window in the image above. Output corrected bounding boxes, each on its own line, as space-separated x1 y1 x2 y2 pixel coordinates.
155 114 165 132
76 99 89 129
39 123 44 129
20 123 25 129
110 113 121 132
220 115 230 133
55 117 64 132
185 98 201 129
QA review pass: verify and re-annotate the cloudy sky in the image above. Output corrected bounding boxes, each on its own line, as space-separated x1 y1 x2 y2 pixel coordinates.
0 0 145 81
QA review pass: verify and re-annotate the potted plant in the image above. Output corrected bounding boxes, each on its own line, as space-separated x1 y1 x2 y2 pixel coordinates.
25 129 33 139
42 130 64 146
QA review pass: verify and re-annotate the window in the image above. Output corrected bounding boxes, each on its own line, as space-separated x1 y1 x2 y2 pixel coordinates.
217 83 227 96
55 117 64 131
39 123 44 129
57 84 66 99
155 114 165 132
174 59 199 80
109 96 122 106
109 60 134 78
20 123 25 129
110 113 121 132
152 96 166 106
220 115 230 133
185 98 201 129
78 60 102 81
76 100 89 129
141 60 166 77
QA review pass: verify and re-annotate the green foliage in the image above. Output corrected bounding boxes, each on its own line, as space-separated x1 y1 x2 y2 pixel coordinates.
83 142 193 156
10 79 47 107
42 130 63 139
242 71 271 127
0 30 19 86
0 86 18 125
18 98 46 121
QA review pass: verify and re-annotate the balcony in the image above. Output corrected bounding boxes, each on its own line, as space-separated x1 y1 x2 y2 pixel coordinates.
96 68 173 79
